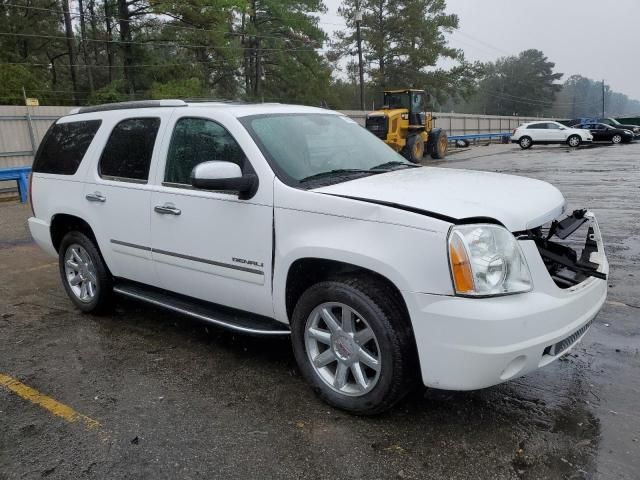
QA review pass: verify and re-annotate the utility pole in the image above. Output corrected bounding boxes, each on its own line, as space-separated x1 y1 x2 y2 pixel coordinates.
602 79 605 117
355 7 365 111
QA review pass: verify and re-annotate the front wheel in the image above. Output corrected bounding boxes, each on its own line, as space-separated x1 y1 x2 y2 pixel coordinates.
291 278 415 415
402 135 425 163
519 136 532 149
567 135 581 148
59 231 113 313
612 134 622 144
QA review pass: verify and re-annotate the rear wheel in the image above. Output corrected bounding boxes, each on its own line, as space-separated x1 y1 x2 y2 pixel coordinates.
402 135 424 163
519 136 532 149
291 278 415 415
612 134 622 144
430 130 448 159
567 135 581 148
59 231 113 313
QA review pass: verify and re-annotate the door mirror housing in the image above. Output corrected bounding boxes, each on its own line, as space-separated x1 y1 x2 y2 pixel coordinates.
190 161 258 199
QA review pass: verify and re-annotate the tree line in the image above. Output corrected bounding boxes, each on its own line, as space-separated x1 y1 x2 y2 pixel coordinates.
0 0 638 117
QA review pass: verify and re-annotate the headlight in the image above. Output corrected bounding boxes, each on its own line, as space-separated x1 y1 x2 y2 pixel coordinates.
634 128 639 133
448 224 532 296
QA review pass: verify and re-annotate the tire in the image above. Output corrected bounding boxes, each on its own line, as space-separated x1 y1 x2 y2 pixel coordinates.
59 231 113 313
402 135 424 163
612 134 622 144
519 136 532 149
430 129 448 159
567 135 581 148
290 277 416 415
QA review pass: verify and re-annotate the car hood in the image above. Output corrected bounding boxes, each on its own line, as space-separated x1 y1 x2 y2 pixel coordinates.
313 167 566 231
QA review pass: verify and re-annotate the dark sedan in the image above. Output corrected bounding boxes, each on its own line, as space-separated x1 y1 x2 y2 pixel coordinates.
571 123 634 144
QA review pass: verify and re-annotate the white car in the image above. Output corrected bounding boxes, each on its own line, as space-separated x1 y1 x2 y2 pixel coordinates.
28 100 608 414
511 121 593 149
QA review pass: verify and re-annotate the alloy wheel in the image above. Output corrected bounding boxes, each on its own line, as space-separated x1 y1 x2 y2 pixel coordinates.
568 136 580 147
612 135 622 144
304 302 382 396
64 244 98 303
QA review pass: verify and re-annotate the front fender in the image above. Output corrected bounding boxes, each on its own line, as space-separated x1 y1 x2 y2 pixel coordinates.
272 204 454 323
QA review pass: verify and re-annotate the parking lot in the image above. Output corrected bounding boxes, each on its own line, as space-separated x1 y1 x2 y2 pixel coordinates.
0 142 638 480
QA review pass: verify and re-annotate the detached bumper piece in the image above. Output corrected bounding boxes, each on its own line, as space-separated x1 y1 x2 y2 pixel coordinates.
521 209 607 288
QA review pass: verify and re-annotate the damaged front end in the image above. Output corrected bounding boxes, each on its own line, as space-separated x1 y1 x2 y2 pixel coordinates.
517 209 608 289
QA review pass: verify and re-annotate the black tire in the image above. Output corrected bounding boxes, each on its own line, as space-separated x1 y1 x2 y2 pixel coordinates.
58 231 113 313
291 277 416 415
430 129 448 159
567 135 581 148
519 136 532 149
402 134 424 163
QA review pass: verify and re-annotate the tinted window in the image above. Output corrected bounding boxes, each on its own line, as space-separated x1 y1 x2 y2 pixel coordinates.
547 123 561 130
33 120 101 175
527 123 546 129
164 117 246 185
99 117 160 182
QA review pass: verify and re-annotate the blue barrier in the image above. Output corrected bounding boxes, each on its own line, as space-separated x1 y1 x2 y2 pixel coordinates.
448 132 512 142
0 166 31 203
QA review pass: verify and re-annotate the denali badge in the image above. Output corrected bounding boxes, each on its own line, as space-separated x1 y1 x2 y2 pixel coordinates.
232 257 264 268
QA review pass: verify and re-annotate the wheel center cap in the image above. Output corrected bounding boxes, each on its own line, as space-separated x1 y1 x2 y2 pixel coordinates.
333 334 356 361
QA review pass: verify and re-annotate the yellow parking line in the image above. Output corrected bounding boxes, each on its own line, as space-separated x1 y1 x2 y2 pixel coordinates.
0 373 100 430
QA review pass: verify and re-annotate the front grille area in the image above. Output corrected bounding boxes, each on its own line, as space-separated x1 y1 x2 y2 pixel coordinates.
365 116 388 139
543 320 592 357
525 212 605 289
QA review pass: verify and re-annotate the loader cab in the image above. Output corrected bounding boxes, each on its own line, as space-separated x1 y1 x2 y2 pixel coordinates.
383 90 427 127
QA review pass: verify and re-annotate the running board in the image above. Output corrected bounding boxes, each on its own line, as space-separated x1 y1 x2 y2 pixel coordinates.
113 281 290 336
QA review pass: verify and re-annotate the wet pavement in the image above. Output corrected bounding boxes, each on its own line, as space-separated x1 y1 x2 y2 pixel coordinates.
1 142 638 479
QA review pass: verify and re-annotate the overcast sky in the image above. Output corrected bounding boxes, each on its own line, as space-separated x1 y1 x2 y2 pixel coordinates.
321 0 640 100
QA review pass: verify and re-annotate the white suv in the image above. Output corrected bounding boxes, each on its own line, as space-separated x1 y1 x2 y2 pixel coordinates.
28 100 608 414
511 121 593 149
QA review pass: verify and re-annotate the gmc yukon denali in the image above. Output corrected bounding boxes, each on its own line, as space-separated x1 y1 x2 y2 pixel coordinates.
28 100 608 414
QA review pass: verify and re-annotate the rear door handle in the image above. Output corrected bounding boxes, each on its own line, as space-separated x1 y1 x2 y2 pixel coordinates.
154 204 181 216
85 192 106 202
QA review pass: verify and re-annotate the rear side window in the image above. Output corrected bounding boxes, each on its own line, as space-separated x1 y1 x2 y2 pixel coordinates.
99 117 160 182
527 123 546 129
33 120 101 175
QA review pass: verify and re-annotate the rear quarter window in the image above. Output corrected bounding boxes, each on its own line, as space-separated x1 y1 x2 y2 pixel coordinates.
32 120 102 175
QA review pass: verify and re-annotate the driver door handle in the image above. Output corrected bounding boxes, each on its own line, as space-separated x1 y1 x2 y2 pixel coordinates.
154 204 181 216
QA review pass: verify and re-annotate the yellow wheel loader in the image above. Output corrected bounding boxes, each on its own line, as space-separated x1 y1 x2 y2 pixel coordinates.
365 89 448 163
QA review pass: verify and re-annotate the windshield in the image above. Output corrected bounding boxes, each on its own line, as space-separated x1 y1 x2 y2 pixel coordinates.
609 118 621 125
241 113 414 185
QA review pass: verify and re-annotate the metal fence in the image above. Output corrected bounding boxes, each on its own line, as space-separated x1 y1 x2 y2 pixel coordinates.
0 106 551 171
0 105 71 170
341 110 548 136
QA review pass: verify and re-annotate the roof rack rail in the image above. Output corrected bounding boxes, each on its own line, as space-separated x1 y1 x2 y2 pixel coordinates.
70 99 187 115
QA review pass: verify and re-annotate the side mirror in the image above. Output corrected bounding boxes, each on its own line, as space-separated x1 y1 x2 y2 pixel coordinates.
190 161 258 199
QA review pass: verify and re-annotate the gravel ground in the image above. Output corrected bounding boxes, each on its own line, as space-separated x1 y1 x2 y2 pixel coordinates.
0 141 638 479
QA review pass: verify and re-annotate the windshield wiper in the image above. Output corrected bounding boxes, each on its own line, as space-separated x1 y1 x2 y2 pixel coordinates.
370 161 420 171
299 169 379 183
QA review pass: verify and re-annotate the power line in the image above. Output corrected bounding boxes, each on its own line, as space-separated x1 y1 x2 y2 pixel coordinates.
0 3 335 45
484 90 591 107
0 31 328 52
451 31 511 56
1 60 236 69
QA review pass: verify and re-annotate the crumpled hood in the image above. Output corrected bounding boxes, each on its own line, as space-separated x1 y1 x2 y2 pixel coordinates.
313 167 566 231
